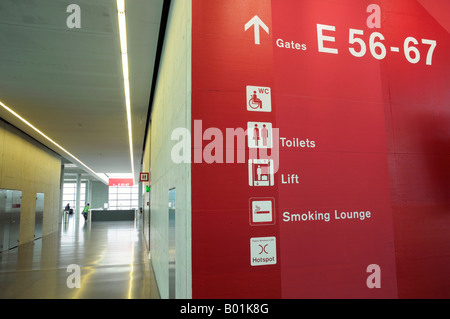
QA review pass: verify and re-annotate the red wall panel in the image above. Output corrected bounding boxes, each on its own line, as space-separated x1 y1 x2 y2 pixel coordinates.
191 0 450 298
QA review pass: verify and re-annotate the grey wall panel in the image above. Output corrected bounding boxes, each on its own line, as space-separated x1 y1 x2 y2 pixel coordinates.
0 189 9 252
0 189 22 251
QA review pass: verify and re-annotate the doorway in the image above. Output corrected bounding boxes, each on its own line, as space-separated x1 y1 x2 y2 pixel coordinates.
0 189 22 252
168 188 176 299
34 193 44 239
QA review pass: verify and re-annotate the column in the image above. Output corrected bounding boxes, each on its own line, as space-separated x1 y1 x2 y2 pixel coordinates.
76 173 81 217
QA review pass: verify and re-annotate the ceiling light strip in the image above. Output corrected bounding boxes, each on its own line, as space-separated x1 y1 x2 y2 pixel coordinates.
0 100 108 184
117 0 135 180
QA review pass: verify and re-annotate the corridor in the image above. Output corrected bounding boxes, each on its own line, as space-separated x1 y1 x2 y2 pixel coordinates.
0 216 159 299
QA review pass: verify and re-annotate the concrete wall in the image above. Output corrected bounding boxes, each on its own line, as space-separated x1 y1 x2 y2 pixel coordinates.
142 126 151 249
0 119 61 244
148 0 192 299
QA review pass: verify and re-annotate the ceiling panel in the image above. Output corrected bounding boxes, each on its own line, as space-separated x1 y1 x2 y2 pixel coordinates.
0 0 164 182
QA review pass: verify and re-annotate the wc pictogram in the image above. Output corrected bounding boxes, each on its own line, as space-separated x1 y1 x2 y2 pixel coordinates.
247 121 273 148
246 86 272 112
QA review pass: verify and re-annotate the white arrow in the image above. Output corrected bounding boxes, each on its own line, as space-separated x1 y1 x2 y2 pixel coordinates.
244 15 269 45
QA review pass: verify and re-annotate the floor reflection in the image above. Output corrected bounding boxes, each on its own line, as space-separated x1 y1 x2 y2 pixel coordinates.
0 215 159 299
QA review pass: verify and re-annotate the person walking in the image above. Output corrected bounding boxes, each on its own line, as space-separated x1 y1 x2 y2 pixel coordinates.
82 203 90 222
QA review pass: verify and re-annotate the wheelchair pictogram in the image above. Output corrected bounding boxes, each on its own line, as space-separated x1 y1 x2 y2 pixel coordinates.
249 91 263 109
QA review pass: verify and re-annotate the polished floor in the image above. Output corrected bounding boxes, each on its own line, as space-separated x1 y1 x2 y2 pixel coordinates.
0 215 160 299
